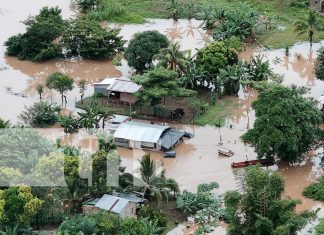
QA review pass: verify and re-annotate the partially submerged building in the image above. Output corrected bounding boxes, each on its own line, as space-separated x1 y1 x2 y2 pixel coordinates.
94 77 142 104
83 193 146 218
113 121 185 151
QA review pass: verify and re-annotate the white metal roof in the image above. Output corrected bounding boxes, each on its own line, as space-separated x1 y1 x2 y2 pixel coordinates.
114 121 169 143
94 77 141 94
95 194 129 214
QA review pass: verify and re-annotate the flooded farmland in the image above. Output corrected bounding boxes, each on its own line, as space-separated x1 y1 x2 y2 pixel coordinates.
1 0 324 234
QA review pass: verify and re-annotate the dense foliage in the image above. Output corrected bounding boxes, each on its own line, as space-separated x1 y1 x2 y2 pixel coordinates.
62 18 124 59
176 182 221 218
316 218 324 235
5 7 66 61
242 85 322 161
195 40 238 87
125 31 169 73
225 166 316 235
19 101 60 128
315 47 324 81
132 67 196 106
303 177 324 201
138 205 168 229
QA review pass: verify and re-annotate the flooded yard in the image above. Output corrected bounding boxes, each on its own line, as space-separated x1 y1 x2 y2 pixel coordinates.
1 0 324 234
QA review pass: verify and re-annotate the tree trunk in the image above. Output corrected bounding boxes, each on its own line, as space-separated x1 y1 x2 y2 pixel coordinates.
81 94 84 104
39 93 42 101
61 93 64 106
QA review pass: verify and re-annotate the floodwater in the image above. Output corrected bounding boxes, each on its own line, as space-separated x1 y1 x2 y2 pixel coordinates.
1 0 324 234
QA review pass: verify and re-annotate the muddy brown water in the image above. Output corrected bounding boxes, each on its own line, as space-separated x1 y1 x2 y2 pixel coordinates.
1 0 324 234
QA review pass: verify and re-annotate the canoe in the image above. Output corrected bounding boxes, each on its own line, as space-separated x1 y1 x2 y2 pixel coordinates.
231 159 274 168
218 147 234 157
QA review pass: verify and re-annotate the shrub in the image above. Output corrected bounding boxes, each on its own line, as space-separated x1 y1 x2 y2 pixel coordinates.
303 177 324 201
315 47 324 81
19 101 60 128
138 205 168 229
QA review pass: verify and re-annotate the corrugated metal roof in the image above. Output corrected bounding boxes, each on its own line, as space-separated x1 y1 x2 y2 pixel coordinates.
114 121 169 143
95 194 129 214
93 77 141 94
109 79 142 93
160 128 185 149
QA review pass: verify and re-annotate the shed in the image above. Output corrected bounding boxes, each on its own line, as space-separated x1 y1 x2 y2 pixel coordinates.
94 77 142 104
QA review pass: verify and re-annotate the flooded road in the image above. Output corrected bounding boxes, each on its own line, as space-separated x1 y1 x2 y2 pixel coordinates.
1 0 324 234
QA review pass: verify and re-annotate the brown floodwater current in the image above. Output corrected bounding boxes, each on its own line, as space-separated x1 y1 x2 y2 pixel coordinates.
1 1 324 234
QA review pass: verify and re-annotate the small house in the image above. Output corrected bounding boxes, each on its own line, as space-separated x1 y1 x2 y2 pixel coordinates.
113 121 185 151
83 193 146 218
94 77 142 104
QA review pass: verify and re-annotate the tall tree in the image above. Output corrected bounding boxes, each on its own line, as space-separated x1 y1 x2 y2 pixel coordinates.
0 118 10 128
62 18 124 60
125 31 169 73
137 154 179 202
4 7 67 61
77 79 87 104
225 166 316 235
2 186 43 227
131 67 196 106
242 85 322 161
46 72 74 106
36 83 44 101
154 42 190 75
294 10 321 47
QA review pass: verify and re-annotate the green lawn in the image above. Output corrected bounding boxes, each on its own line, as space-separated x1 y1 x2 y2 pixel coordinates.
194 98 239 127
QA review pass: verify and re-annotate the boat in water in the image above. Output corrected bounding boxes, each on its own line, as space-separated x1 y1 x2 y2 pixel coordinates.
231 159 274 168
218 147 234 157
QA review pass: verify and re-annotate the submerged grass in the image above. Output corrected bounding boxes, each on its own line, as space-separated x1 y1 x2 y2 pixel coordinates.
303 177 324 201
195 98 239 127
90 0 324 48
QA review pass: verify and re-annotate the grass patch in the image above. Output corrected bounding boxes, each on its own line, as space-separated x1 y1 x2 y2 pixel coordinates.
194 98 238 127
303 177 324 201
316 218 324 235
153 200 187 234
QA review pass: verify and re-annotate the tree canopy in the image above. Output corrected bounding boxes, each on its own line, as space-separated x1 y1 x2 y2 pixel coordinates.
131 67 196 106
5 7 67 61
46 72 74 105
225 166 316 235
315 47 324 81
195 40 238 86
242 85 322 161
62 18 124 60
19 101 60 128
125 30 169 73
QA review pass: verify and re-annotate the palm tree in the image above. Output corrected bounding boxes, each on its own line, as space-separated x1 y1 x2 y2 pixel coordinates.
294 10 321 47
36 83 44 101
140 218 165 235
137 154 179 203
0 226 18 235
154 42 190 75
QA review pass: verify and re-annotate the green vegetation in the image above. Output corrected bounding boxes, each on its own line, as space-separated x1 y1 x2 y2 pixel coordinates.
19 101 61 128
62 18 124 60
225 166 316 235
125 31 169 73
194 98 238 126
242 85 322 162
303 177 324 201
132 67 196 106
316 218 324 235
294 9 322 47
5 7 66 61
46 72 74 106
315 47 324 81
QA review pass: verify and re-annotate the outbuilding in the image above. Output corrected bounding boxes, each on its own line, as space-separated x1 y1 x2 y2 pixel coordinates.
82 193 146 218
113 121 185 151
94 77 142 104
